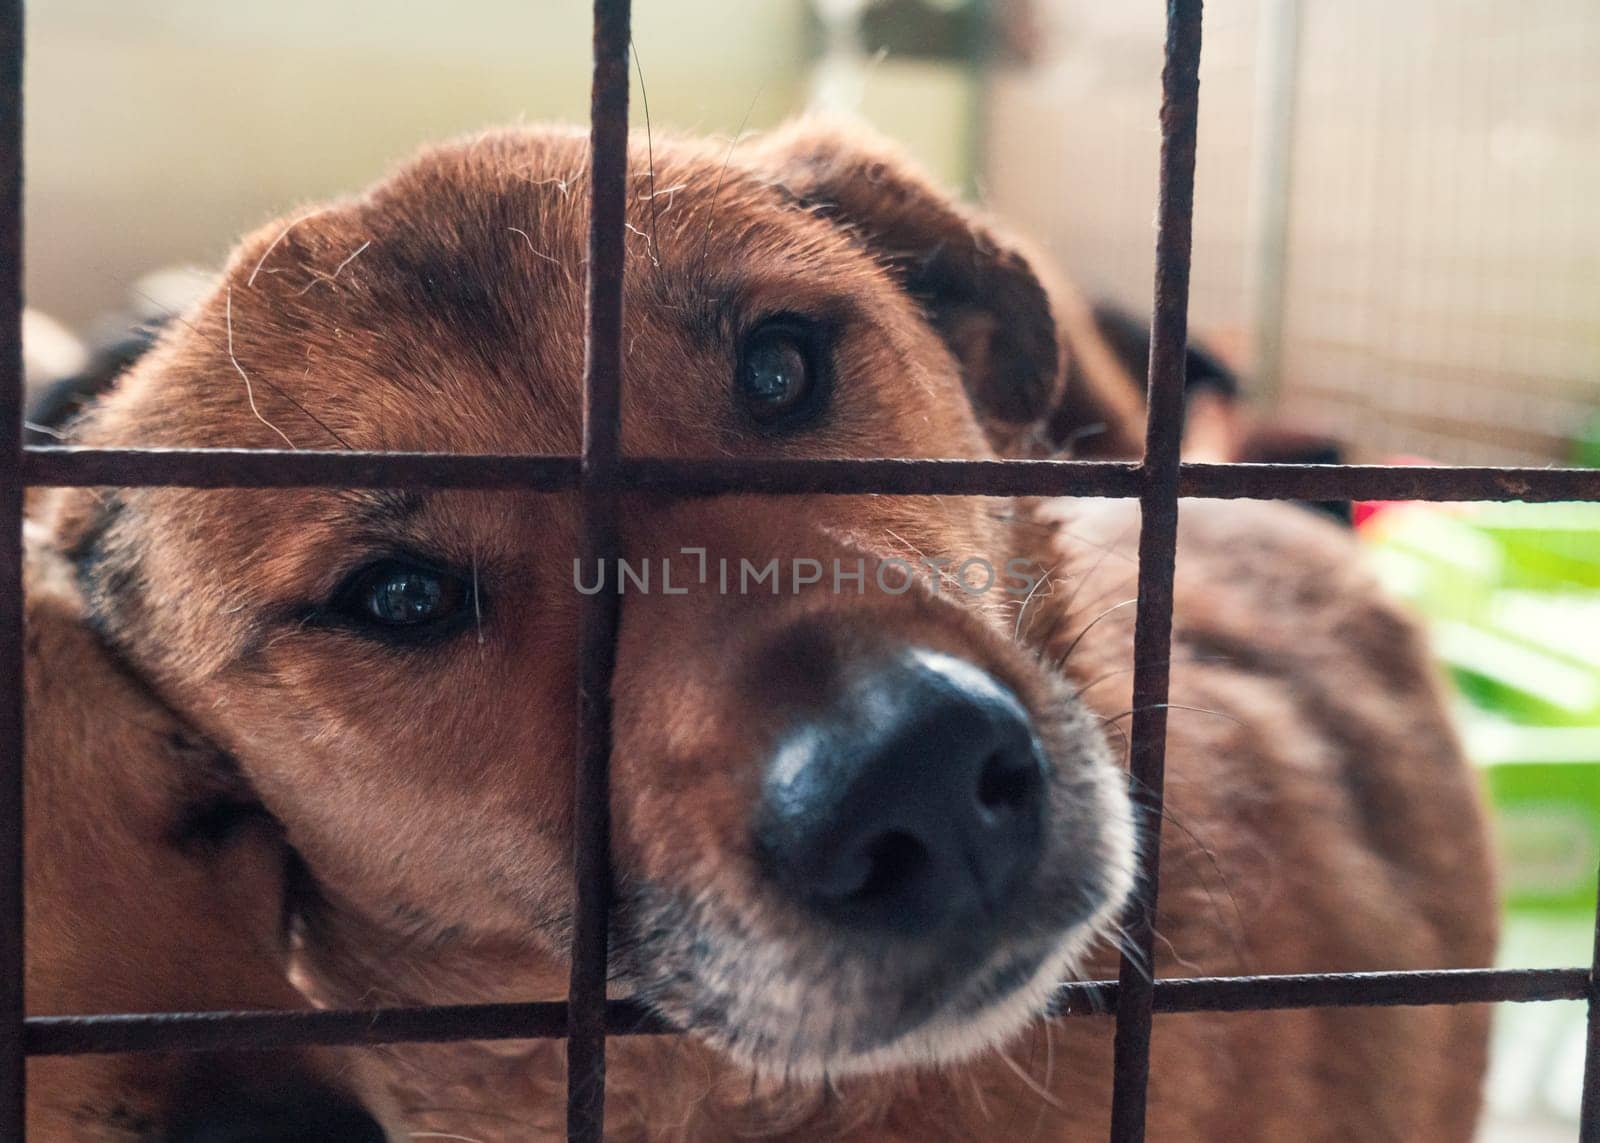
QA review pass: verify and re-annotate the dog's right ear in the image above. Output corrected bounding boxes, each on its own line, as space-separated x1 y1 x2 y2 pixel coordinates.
748 120 1064 454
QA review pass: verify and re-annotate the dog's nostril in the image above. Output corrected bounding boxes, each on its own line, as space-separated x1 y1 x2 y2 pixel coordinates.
976 749 1038 816
848 830 930 904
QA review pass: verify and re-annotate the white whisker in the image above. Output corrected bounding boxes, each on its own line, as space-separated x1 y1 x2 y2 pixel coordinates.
225 287 295 448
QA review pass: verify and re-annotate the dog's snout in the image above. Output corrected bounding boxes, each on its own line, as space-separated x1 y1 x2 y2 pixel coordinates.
755 649 1047 936
169 1086 385 1143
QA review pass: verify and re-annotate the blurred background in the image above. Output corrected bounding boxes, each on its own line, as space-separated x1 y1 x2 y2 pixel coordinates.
21 2 1599 1139
23 0 1600 468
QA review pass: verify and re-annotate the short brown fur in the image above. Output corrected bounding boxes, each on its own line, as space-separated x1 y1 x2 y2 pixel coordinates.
22 535 385 1139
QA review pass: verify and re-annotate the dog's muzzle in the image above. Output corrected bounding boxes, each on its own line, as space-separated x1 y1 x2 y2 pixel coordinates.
617 612 1133 1078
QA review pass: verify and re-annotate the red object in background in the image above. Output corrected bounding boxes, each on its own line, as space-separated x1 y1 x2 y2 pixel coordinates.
1353 455 1442 529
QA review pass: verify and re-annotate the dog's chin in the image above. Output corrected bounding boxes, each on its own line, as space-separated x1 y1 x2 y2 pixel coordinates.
620 896 1124 1084
780 902 1125 1083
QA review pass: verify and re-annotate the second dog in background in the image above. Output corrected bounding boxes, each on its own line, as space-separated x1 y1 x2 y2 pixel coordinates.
23 534 389 1141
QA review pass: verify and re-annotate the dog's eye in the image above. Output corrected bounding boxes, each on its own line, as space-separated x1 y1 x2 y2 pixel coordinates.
330 558 472 636
737 320 826 428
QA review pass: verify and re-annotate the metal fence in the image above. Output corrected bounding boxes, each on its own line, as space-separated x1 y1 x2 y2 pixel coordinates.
2 2 1598 1142
986 0 1600 468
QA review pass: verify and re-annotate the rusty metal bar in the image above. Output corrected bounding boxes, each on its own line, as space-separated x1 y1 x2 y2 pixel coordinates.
1143 965 1586 1012
24 965 1589 1057
1176 462 1600 504
620 456 1143 498
568 2 630 1140
20 448 1600 504
1059 965 1592 1017
28 1000 669 1057
1582 863 1599 1142
0 2 23 1137
23 447 584 490
629 458 1600 503
1109 2 1204 1141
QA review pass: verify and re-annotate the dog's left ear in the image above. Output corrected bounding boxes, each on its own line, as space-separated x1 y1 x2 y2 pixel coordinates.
750 120 1061 452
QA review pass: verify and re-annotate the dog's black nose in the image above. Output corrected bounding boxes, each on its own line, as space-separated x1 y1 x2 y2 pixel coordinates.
169 1087 385 1143
755 649 1047 935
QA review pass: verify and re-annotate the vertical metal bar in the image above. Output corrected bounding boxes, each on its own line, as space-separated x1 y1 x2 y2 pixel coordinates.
1107 2 1204 1142
567 2 629 1141
1580 863 1599 1142
0 2 22 1138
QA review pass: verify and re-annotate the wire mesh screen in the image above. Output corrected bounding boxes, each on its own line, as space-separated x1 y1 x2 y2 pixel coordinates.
985 0 1600 466
0 3 1597 1143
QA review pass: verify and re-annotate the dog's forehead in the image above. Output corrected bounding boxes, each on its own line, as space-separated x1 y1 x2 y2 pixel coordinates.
197 127 893 457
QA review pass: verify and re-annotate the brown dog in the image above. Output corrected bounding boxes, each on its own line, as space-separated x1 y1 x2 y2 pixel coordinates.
23 532 388 1141
39 120 1495 1140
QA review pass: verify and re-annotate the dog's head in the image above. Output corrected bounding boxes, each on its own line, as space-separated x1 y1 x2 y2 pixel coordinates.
23 537 388 1140
47 121 1135 1079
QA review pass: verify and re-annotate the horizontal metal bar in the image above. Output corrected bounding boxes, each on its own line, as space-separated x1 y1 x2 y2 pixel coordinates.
22 446 582 490
26 966 1587 1057
22 447 1600 503
26 1000 671 1057
1061 965 1591 1016
1180 462 1600 503
622 456 1144 497
20 447 1139 496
